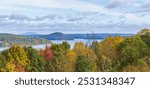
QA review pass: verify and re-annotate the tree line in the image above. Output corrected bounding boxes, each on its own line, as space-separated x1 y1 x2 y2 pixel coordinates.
0 29 150 72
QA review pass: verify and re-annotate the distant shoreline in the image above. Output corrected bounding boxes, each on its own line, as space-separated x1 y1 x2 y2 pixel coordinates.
0 39 103 51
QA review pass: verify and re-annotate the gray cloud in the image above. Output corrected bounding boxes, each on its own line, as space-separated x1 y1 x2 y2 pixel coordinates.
106 0 136 9
8 13 30 21
35 14 62 21
106 0 125 8
67 16 83 22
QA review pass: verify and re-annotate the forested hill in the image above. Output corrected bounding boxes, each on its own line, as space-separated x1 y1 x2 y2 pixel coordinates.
25 32 134 40
0 33 51 47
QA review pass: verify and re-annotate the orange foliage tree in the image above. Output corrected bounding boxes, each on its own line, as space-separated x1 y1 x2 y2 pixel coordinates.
39 46 53 61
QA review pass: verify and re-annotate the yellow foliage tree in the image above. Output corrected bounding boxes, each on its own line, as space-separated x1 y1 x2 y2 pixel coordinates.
3 45 29 72
74 42 97 60
65 50 76 72
99 36 124 60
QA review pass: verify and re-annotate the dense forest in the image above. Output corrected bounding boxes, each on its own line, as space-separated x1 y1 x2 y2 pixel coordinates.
0 29 150 72
0 33 51 47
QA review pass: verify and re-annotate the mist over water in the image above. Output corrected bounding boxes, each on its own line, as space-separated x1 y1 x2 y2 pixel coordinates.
0 39 103 51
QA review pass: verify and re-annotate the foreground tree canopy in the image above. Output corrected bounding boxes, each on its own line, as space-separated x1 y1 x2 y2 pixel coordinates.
0 29 150 72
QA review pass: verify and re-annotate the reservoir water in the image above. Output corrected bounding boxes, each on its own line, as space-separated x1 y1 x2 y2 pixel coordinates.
33 39 103 49
0 39 103 51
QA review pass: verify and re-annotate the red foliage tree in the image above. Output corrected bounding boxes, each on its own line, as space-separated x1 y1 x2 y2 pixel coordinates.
40 46 53 61
15 64 25 72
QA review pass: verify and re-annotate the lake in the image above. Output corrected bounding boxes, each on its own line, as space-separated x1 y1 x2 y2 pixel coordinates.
0 39 103 51
33 39 103 49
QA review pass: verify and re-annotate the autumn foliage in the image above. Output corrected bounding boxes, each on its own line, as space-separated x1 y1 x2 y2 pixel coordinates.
0 29 150 72
39 45 53 61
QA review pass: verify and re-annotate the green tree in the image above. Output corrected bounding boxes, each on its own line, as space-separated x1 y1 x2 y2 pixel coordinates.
121 60 150 72
24 46 45 72
61 42 70 51
117 36 150 71
74 42 99 72
45 53 66 72
140 32 150 48
0 53 6 71
45 42 76 72
76 56 98 72
91 41 100 57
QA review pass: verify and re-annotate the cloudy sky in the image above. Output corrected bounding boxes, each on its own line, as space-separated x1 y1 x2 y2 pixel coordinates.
0 0 150 34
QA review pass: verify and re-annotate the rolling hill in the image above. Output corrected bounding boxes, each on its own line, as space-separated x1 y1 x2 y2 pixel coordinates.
0 33 51 47
23 32 134 40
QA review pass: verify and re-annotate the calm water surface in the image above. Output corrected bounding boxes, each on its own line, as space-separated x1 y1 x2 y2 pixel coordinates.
0 39 103 51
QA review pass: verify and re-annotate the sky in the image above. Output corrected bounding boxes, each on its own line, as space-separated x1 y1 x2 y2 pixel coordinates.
0 0 150 34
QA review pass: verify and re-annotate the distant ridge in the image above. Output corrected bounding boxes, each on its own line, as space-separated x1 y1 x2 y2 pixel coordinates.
23 32 134 40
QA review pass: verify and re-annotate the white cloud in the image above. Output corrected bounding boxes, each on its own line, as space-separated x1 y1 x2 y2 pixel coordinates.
0 0 150 34
0 0 150 24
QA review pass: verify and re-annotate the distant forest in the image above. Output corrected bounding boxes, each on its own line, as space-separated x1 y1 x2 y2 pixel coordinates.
0 28 150 72
0 33 51 47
